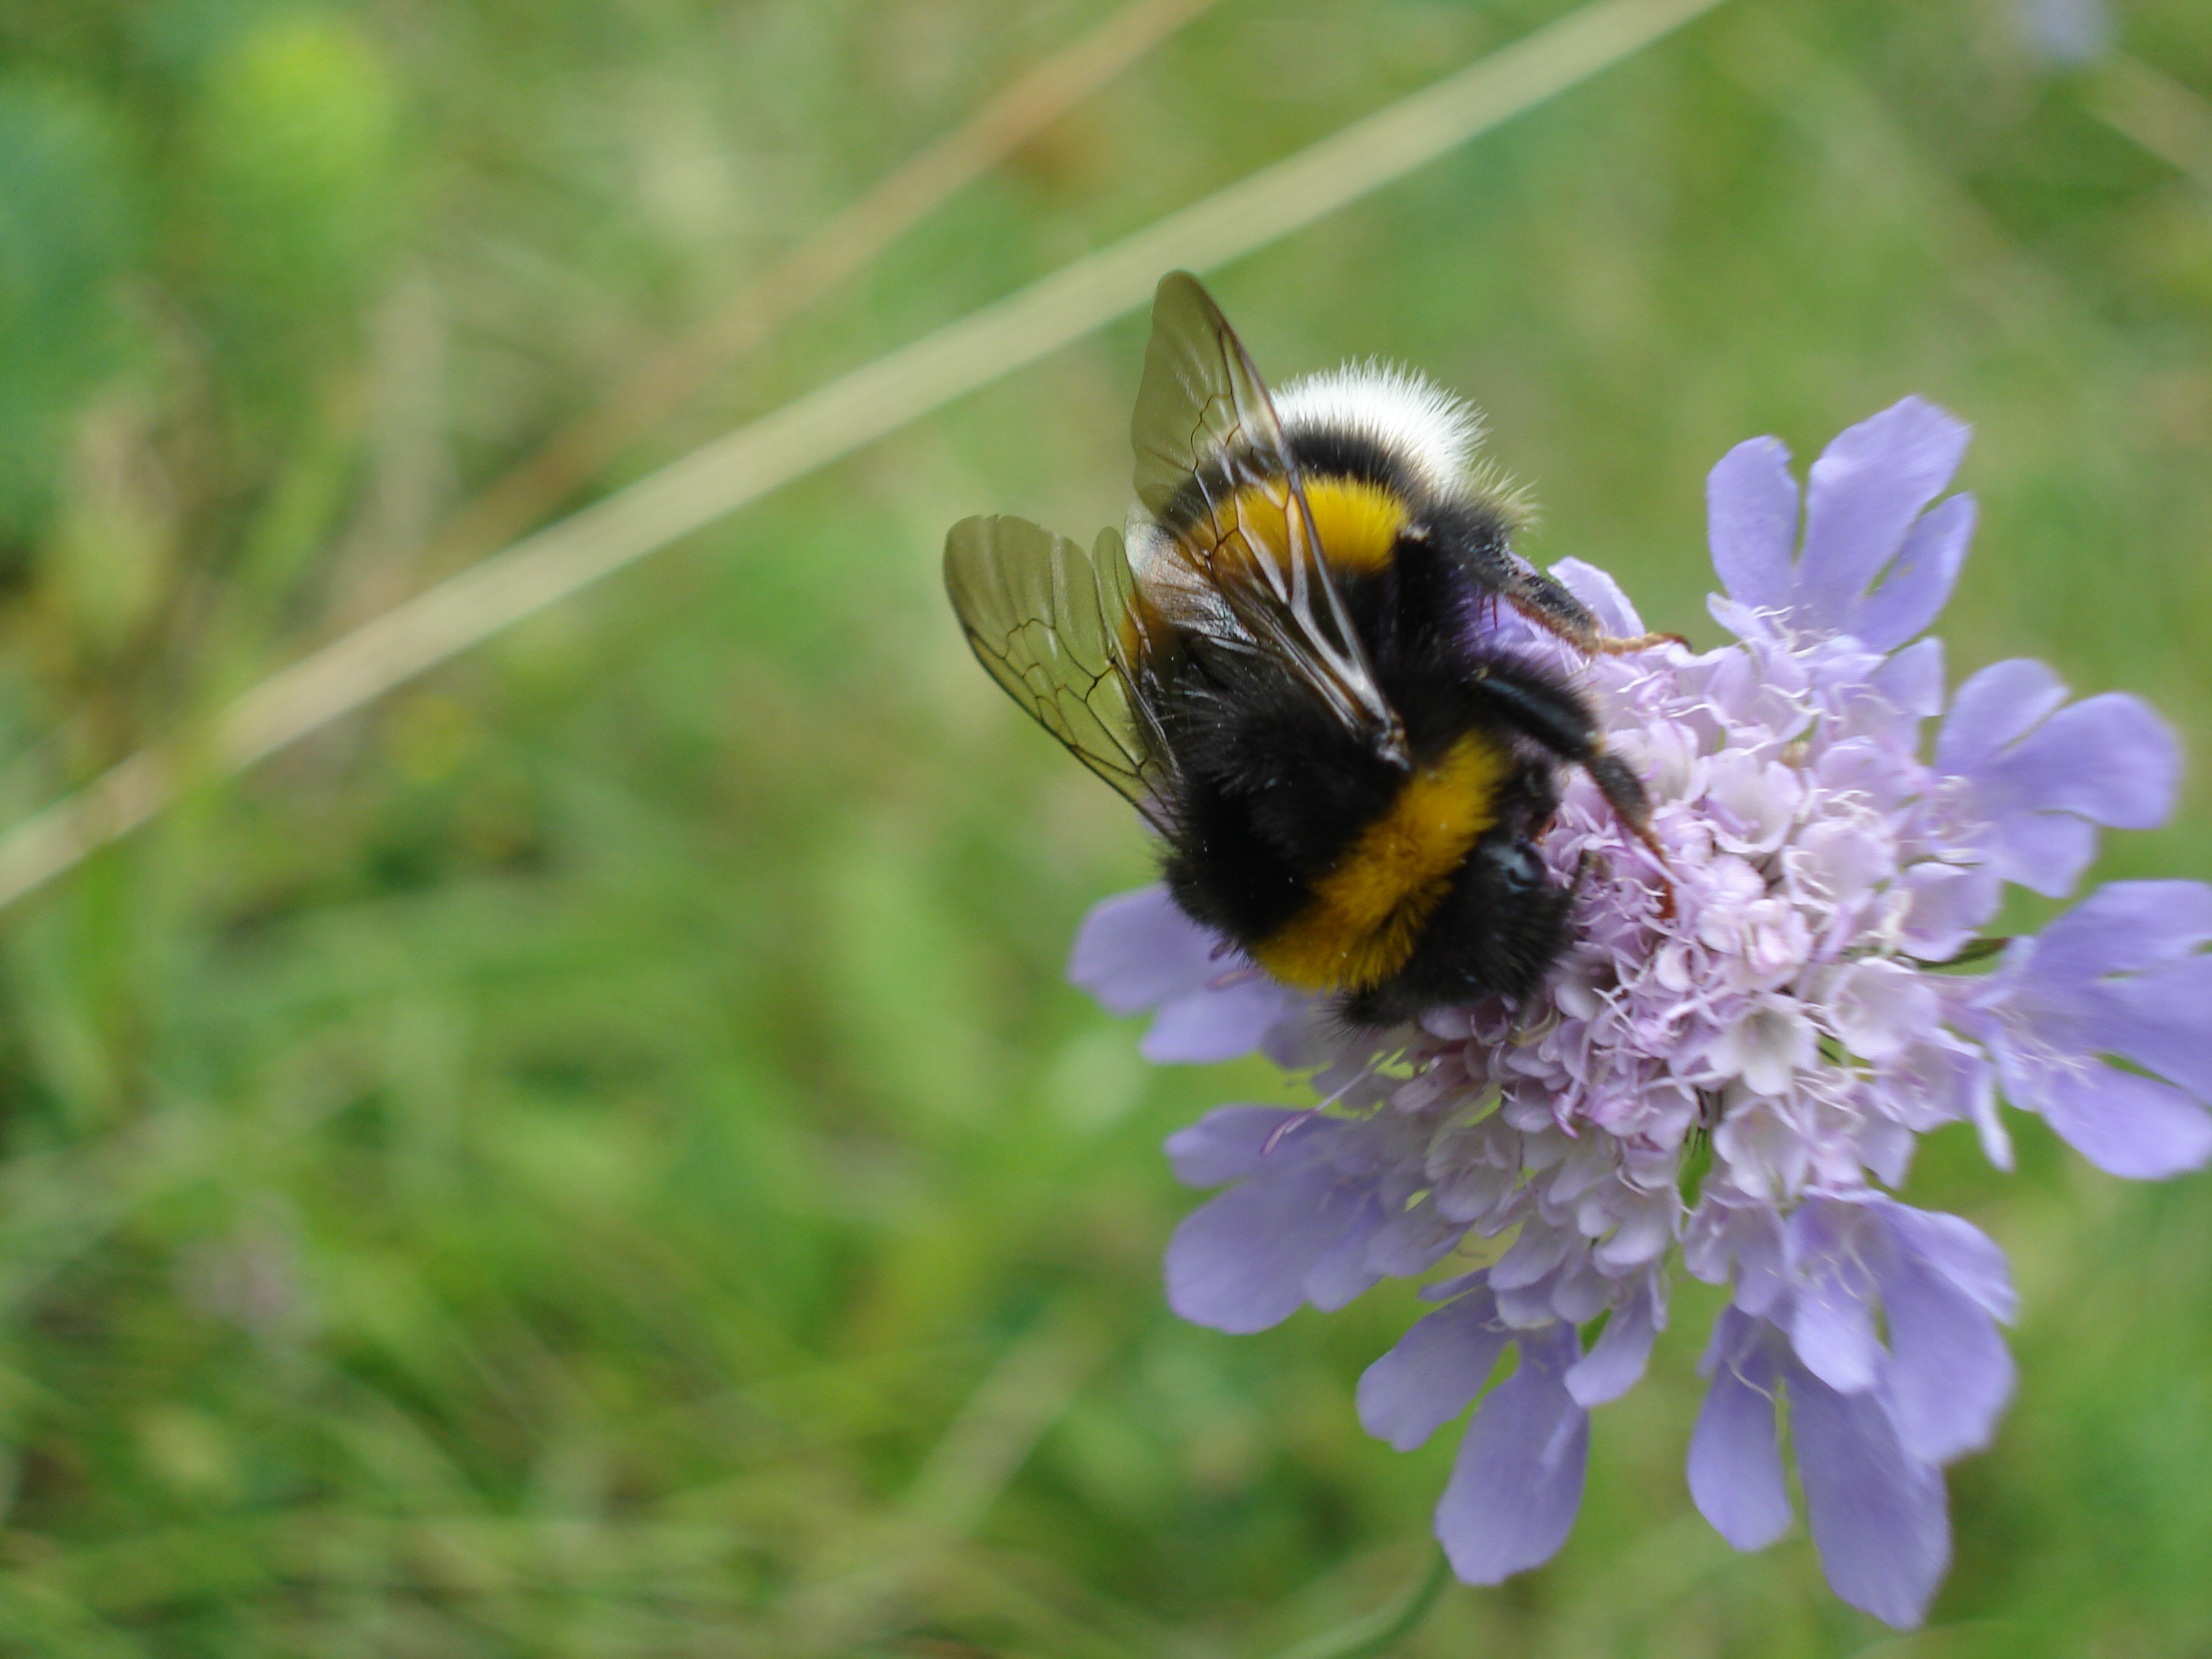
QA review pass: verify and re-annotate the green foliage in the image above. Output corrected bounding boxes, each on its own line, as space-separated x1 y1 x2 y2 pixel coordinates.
189 10 398 405
0 0 2206 1654
0 75 138 542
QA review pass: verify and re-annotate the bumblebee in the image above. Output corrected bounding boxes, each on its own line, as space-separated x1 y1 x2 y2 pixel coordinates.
945 272 1666 1027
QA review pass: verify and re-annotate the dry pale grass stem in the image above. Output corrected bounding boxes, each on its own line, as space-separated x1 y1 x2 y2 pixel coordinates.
2090 54 2212 192
0 0 1730 911
408 0 1228 587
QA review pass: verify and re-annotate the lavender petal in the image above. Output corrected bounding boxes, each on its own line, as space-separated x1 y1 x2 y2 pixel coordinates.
1364 1194 1470 1279
1141 975 1303 1063
1067 886 1214 1013
1358 1280 1511 1452
1789 1359 1950 1629
1688 1308 1792 1550
1848 491 1977 651
1164 1159 1364 1333
1550 557 1648 637
1707 436 1799 611
1976 691 2179 832
1068 885 1299 1062
1565 1270 1665 1408
1878 1236 2015 1464
1300 1190 1388 1311
2031 1063 2212 1180
1786 1200 1883 1394
2086 956 2212 1104
1164 1105 1321 1187
1984 808 2100 898
1998 882 2212 1105
1434 1323 1590 1585
2015 879 2212 991
1880 1203 2019 1323
1934 660 2071 776
1898 862 2004 961
1868 636 1946 720
1794 397 1971 627
1874 1035 1995 1136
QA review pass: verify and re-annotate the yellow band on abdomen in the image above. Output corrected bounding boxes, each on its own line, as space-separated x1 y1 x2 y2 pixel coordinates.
1251 732 1511 993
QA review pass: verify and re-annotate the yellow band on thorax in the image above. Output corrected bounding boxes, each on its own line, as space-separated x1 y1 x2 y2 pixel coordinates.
1166 475 1407 588
1298 476 1405 575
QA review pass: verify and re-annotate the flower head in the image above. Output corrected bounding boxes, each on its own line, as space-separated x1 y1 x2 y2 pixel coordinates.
1071 398 2204 1627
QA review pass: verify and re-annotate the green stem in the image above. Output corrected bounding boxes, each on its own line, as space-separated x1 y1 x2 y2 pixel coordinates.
1266 1548 1455 1659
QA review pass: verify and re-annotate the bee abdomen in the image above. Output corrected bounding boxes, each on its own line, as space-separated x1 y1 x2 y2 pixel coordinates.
1248 732 1512 993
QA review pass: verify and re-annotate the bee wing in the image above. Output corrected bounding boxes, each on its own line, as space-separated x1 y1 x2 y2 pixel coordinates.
944 513 1177 832
1131 271 1405 761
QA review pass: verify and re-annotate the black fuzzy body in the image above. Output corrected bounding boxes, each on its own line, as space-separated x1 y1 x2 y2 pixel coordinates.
1142 427 1596 1027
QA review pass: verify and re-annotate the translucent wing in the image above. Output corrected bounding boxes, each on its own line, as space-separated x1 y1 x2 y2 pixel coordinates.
944 513 1175 830
1131 271 1405 763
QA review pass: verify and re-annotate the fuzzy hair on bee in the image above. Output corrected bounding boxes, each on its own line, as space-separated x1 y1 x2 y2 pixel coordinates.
945 272 1672 1028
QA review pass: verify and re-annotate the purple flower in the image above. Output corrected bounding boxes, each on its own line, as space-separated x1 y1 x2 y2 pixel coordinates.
1356 1276 1591 1584
1707 396 1976 652
1074 399 2203 1627
1164 1105 1462 1331
1689 1198 2014 1627
1069 886 1310 1064
1927 660 2178 903
1694 1306 1951 1629
1956 882 2212 1178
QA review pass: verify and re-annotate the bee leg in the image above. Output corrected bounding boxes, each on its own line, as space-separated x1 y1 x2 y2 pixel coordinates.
1463 665 1671 871
1586 752 1678 919
1500 567 1686 655
1591 629 1689 655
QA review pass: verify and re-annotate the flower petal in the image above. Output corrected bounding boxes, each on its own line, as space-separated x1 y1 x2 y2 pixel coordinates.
1068 886 1214 1013
1878 1238 2015 1464
1977 692 2179 832
1565 1270 1665 1407
2031 1063 2212 1180
2000 882 2212 1102
1828 959 1941 1061
1068 886 1301 1061
1491 1218 1575 1290
1142 976 1301 1064
1707 997 1816 1095
1302 1191 1389 1310
1164 1160 1365 1333
1707 436 1799 611
1794 397 1970 628
1434 1323 1590 1585
1934 660 2069 776
1358 1280 1511 1452
1683 1190 1788 1316
2017 879 2212 989
1688 1308 1792 1550
1550 557 1647 637
1788 1359 1951 1629
1897 862 2003 961
1364 1194 1469 1278
1869 635 1946 720
1982 809 2098 898
1881 1204 2017 1321
1787 1199 1882 1394
1164 1105 1322 1187
1848 491 1977 651
2090 956 2212 1103
1874 1035 1993 1135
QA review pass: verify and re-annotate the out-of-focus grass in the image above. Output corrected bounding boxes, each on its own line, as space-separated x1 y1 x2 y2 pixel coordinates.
0 1 2208 1654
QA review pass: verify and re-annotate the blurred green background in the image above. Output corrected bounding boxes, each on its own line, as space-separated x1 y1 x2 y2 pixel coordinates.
1 0 2209 1653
